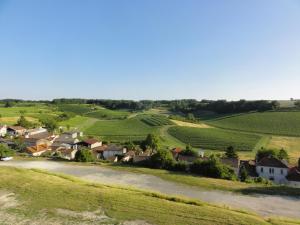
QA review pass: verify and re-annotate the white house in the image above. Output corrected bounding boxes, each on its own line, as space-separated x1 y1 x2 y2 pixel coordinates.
0 125 7 137
256 156 289 184
92 144 126 160
7 126 26 137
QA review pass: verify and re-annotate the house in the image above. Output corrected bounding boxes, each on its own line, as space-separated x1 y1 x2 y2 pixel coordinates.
25 144 49 156
52 133 79 150
63 130 83 139
0 125 7 137
23 131 54 147
25 127 47 137
122 150 136 162
7 126 26 136
79 138 102 149
220 157 240 174
286 167 300 187
171 147 182 159
256 156 289 184
239 160 258 177
92 144 126 160
56 147 78 160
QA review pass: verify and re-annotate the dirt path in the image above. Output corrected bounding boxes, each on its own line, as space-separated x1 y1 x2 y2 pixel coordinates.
171 120 212 128
1 160 300 219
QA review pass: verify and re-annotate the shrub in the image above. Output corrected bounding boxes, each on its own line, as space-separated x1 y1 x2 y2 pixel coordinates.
0 144 14 158
149 149 175 169
170 161 189 172
75 149 95 162
256 148 277 162
190 156 236 180
225 146 238 158
180 144 198 157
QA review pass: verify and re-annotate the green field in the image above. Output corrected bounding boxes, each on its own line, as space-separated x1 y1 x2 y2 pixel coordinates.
168 126 262 151
139 114 174 126
85 117 159 142
0 166 296 225
85 108 130 120
206 111 300 136
58 104 94 114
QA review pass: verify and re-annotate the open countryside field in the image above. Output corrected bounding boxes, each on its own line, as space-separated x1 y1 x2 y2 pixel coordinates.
168 126 263 151
139 114 174 126
59 104 131 120
266 136 300 165
0 166 298 225
85 117 159 142
206 111 300 136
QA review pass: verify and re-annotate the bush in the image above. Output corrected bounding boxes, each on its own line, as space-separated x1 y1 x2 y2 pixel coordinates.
170 161 189 172
180 144 198 157
75 149 95 162
190 156 236 180
149 149 175 169
0 144 14 158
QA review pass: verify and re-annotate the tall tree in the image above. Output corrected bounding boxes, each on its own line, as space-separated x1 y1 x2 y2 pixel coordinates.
145 134 159 153
277 148 289 161
225 146 238 158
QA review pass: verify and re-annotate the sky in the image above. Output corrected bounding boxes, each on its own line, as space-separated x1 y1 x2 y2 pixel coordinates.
0 0 299 101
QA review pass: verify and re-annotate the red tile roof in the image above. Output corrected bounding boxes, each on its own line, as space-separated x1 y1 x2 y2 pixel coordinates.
83 138 100 145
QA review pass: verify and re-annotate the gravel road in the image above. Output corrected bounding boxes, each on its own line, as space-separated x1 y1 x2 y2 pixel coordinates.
1 160 300 219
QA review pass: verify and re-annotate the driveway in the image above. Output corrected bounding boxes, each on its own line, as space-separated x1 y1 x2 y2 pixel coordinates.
1 160 300 219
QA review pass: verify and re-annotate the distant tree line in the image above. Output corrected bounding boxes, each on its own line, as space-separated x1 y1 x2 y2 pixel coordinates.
1 98 280 114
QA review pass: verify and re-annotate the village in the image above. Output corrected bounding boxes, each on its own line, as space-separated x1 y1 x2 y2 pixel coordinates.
0 123 299 188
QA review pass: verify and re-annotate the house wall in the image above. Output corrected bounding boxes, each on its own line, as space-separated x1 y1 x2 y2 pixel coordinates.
256 166 288 184
103 150 123 159
0 127 7 137
90 142 102 149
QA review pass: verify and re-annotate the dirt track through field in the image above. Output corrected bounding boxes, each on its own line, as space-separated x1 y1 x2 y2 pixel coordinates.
1 160 300 219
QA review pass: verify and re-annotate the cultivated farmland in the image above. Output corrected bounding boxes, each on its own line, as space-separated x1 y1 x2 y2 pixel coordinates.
168 126 262 151
139 114 174 126
206 111 300 136
85 117 158 142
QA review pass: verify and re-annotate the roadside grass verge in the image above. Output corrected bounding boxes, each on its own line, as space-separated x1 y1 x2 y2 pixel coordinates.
0 166 288 225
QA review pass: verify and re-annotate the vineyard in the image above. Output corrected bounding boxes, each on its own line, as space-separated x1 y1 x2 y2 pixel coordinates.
139 114 174 126
168 126 262 151
207 111 300 136
85 117 159 142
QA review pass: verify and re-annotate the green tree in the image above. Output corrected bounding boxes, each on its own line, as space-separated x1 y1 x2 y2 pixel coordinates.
225 146 238 158
75 149 95 162
256 148 277 162
16 115 32 128
180 144 198 157
150 149 174 169
145 134 159 153
277 148 289 161
240 167 248 182
187 113 195 121
0 144 14 158
13 139 26 152
4 101 13 108
40 118 58 132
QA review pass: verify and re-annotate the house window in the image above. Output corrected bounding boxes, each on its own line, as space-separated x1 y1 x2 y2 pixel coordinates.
261 167 263 173
281 169 283 175
269 168 272 174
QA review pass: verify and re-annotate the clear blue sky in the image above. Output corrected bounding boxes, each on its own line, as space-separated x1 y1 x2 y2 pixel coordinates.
0 0 299 100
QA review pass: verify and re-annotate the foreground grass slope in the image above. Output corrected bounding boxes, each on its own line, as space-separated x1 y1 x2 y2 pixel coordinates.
0 167 297 225
168 126 262 151
207 111 300 136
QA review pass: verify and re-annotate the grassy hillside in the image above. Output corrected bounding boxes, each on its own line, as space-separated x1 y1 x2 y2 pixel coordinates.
85 117 159 142
0 166 296 225
168 127 262 151
207 111 300 136
85 109 130 120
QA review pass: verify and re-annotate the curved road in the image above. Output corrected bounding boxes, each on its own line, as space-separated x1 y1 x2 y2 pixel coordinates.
1 160 300 219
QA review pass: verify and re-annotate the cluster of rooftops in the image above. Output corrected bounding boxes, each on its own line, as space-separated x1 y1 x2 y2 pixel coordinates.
1 124 299 187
